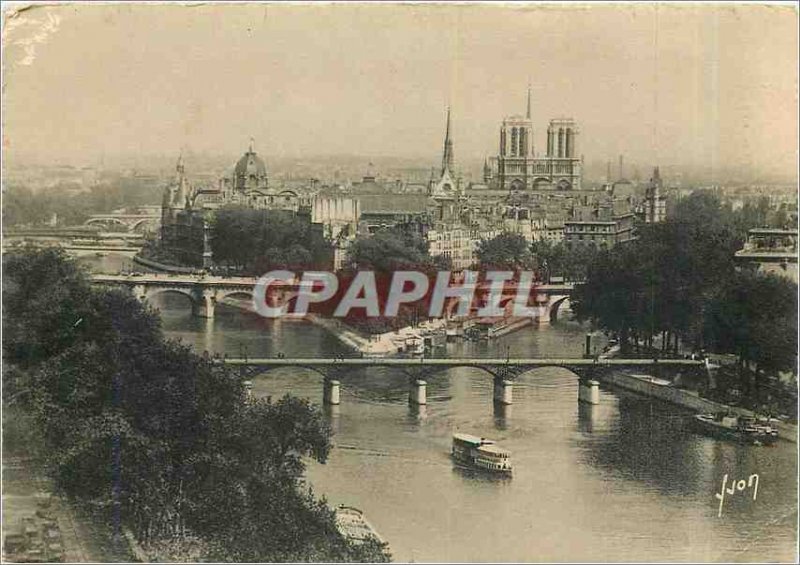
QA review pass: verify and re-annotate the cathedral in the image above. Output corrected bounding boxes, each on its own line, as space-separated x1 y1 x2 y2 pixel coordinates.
483 88 583 191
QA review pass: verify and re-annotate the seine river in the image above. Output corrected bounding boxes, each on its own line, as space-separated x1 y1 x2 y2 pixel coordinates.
85 255 798 562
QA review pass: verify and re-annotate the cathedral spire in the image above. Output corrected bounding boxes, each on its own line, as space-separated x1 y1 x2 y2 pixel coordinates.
441 106 454 175
526 83 531 120
249 137 255 153
176 151 185 175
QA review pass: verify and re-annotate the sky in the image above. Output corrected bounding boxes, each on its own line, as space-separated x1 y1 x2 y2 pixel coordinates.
2 2 798 181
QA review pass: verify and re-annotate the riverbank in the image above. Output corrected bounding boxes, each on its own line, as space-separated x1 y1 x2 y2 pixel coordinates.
594 363 797 443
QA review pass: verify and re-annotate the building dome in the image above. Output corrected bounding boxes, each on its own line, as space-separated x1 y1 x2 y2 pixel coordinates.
232 143 268 191
234 149 267 179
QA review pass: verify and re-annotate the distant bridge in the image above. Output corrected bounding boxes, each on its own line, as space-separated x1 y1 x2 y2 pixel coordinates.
91 273 258 317
220 356 706 407
3 228 145 257
84 212 160 233
90 272 575 321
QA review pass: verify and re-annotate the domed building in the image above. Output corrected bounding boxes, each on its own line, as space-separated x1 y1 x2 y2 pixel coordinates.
232 143 268 191
156 142 313 268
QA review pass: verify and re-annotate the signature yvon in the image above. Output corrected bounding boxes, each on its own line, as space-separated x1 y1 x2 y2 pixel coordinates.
716 473 759 517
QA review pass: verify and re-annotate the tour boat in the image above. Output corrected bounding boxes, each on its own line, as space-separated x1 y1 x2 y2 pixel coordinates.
451 433 513 475
693 413 779 445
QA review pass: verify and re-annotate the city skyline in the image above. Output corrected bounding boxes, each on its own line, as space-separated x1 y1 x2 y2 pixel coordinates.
2 3 798 183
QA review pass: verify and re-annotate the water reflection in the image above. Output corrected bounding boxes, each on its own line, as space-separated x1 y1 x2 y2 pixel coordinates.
577 401 598 433
323 404 341 434
493 402 511 430
407 403 428 423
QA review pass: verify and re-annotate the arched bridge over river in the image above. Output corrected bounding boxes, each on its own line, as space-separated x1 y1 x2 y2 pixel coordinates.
90 274 575 321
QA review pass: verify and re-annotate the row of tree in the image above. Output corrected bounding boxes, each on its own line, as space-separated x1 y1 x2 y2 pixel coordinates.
209 206 333 274
3 178 162 228
570 192 797 394
3 247 391 562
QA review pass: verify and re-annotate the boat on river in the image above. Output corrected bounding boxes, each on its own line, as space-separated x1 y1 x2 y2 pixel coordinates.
335 506 387 547
693 413 779 445
451 433 513 475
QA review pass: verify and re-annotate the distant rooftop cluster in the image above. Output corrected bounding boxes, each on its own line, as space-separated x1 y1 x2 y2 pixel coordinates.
157 89 674 270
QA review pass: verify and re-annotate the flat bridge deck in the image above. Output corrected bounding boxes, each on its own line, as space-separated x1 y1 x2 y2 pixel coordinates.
221 357 704 367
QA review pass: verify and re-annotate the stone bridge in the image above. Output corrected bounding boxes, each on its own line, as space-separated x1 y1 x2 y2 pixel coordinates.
90 273 260 317
90 273 575 322
221 356 707 407
84 213 160 233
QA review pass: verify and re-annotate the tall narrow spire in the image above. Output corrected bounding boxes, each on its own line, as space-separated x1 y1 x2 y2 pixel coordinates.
526 83 531 120
249 137 255 153
176 151 185 175
441 106 454 175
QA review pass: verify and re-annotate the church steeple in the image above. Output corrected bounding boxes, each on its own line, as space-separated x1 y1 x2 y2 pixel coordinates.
441 106 454 175
526 83 531 120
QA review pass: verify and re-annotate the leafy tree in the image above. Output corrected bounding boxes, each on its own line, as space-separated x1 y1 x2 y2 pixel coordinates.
2 248 391 562
476 232 534 270
571 219 740 353
346 226 435 271
703 270 798 391
210 206 333 273
3 176 162 228
2 247 96 369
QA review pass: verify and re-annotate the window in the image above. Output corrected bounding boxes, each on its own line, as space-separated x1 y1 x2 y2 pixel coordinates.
511 127 518 156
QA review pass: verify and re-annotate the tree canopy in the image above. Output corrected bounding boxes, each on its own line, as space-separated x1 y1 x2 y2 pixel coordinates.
3 248 391 562
210 206 333 274
475 232 534 270
346 225 445 272
571 204 797 396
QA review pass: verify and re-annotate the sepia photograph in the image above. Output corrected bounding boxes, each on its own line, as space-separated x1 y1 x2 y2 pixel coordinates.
1 1 798 562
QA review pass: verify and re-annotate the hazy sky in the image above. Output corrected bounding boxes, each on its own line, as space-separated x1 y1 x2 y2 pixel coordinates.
2 2 797 179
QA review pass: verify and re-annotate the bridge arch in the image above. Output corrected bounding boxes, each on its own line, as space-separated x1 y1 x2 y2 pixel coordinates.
130 218 159 233
549 295 571 323
85 217 128 229
141 287 198 312
217 289 255 303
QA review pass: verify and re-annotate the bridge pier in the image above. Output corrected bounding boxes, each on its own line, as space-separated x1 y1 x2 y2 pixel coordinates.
493 401 511 429
409 379 427 405
192 291 216 319
323 379 341 405
578 379 600 405
584 333 593 358
493 377 513 405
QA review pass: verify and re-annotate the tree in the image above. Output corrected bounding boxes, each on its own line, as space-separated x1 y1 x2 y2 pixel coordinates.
210 206 333 273
346 226 434 272
3 248 391 562
2 247 96 370
571 218 741 354
704 270 798 391
476 232 534 270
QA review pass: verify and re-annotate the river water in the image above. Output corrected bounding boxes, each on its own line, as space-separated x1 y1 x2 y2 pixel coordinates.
85 255 798 563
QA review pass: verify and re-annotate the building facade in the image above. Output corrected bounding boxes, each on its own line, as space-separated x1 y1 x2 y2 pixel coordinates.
644 166 667 223
484 89 583 191
734 228 798 283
